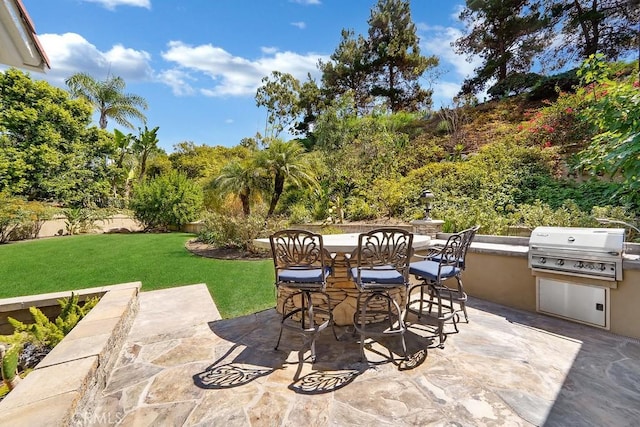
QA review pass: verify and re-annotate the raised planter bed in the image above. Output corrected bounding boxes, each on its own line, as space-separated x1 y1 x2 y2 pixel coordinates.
0 282 140 426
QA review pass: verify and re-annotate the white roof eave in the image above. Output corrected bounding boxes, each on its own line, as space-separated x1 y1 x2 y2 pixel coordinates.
0 0 50 73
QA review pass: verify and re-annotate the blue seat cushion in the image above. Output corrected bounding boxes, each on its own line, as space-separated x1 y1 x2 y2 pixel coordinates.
429 254 465 268
278 267 330 284
409 260 460 280
350 266 405 285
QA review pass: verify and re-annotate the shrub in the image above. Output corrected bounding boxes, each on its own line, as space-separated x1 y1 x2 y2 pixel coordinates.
344 196 377 221
488 72 542 99
518 90 593 152
0 293 98 394
510 200 592 229
434 196 510 234
62 207 118 235
367 177 407 218
0 195 54 243
1 343 22 389
527 69 579 101
197 210 284 252
6 293 99 348
287 202 313 224
10 201 55 240
129 171 203 231
0 194 28 243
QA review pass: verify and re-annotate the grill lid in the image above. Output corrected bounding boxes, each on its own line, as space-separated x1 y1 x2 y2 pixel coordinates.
529 226 625 254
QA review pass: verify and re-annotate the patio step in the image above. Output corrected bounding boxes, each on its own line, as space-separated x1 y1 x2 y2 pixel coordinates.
0 282 141 427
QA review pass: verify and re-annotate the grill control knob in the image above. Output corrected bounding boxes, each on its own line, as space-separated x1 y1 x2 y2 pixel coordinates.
574 261 584 268
539 257 546 264
599 263 606 271
556 259 564 266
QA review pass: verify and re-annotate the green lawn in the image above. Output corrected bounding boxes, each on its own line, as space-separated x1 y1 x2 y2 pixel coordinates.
0 233 275 318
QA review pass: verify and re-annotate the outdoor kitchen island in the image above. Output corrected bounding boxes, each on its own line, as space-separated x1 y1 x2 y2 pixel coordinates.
444 230 640 341
254 232 432 326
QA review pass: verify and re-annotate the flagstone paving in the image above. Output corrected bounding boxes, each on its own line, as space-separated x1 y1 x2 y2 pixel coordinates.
91 284 640 426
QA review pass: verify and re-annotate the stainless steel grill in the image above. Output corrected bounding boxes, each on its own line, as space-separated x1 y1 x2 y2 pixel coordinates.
528 226 625 281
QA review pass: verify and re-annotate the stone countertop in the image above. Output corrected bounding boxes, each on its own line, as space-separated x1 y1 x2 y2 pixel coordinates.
254 232 432 253
430 235 640 270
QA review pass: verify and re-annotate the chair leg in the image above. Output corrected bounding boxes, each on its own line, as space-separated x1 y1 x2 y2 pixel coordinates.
356 291 408 362
303 291 318 361
407 282 429 319
320 290 339 342
456 276 469 323
275 323 284 351
274 289 295 351
391 295 408 360
274 289 336 361
356 293 368 362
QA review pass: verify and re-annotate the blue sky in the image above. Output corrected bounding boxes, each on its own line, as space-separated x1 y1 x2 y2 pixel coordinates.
21 0 476 152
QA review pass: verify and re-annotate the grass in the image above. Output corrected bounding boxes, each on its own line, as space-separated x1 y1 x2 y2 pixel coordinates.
0 233 275 318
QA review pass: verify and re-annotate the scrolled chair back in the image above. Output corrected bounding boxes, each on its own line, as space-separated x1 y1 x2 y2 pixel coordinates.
355 228 414 280
270 229 325 270
459 225 480 268
439 232 465 268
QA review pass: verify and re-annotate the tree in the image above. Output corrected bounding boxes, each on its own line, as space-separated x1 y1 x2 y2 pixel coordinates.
132 126 160 183
454 0 550 94
319 29 374 113
577 56 640 208
366 0 439 111
0 69 113 206
542 0 640 69
110 129 134 198
214 157 265 216
170 142 249 181
255 71 302 137
296 75 325 138
259 139 317 217
65 73 148 129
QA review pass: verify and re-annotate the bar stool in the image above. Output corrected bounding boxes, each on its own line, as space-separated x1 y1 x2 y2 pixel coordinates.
270 229 338 361
348 228 413 362
407 227 478 347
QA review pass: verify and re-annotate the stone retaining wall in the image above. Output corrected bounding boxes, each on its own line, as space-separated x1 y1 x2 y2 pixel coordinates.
0 282 141 427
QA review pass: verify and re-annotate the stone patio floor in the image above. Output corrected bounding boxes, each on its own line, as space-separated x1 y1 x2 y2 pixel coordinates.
91 284 640 426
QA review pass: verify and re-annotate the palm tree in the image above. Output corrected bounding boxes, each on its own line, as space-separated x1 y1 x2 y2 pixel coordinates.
214 157 265 216
65 73 148 129
132 126 160 182
259 139 317 217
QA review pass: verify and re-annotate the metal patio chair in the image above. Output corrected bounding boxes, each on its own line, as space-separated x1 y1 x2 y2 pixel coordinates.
349 228 413 362
423 225 479 322
407 226 478 347
270 229 338 361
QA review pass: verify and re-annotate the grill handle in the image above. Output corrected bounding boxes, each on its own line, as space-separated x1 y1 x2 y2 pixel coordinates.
529 246 621 256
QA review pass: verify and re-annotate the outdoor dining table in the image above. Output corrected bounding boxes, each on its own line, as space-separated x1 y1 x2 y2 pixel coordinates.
253 232 432 326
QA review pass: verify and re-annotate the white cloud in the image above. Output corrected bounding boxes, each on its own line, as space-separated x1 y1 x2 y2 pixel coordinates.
290 0 321 5
415 16 487 107
38 33 153 85
433 81 461 105
291 21 306 29
421 26 478 80
156 69 195 96
81 0 151 10
161 41 327 97
451 4 465 21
